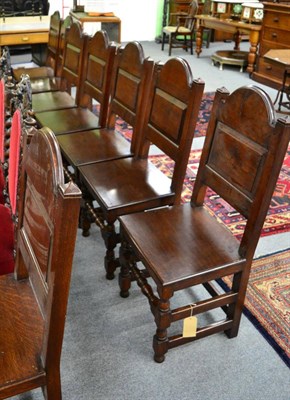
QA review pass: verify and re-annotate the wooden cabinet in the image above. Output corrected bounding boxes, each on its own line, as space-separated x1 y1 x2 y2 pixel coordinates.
252 2 290 89
169 0 191 14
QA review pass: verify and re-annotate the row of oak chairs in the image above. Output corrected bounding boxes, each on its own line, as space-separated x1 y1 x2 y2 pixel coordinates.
26 26 206 281
9 22 290 367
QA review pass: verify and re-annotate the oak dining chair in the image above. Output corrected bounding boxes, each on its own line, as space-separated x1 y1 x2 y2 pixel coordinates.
117 85 290 362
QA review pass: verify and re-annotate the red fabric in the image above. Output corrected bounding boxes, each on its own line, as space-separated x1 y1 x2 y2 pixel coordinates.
8 110 21 215
0 79 5 163
0 167 4 204
0 204 14 275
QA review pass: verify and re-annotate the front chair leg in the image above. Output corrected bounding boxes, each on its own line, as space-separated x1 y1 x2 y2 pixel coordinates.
153 295 171 363
119 239 133 298
161 32 166 51
101 222 120 280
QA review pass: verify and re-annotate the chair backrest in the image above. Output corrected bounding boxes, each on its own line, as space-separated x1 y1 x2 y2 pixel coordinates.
188 0 198 17
106 40 155 152
76 30 117 127
184 0 198 30
191 85 290 259
137 57 204 202
45 11 61 73
60 22 88 92
55 15 73 77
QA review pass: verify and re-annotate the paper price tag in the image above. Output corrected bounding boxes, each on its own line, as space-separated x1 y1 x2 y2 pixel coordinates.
183 316 197 338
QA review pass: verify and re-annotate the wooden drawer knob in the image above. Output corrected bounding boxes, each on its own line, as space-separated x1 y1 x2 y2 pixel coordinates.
22 36 29 41
273 17 279 22
271 32 277 38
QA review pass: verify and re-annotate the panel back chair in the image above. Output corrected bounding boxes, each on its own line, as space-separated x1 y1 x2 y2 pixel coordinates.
34 30 117 135
0 126 81 398
161 0 198 56
117 85 290 363
56 40 154 183
12 11 62 81
78 57 204 279
31 22 88 113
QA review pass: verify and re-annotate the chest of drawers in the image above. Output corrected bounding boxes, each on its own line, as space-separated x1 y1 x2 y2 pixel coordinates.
252 2 290 89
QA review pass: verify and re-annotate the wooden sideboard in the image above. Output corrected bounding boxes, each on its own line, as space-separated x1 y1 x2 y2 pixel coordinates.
252 2 290 89
0 16 49 46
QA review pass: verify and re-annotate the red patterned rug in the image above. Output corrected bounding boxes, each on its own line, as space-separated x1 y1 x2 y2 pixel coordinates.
219 250 290 368
149 146 290 239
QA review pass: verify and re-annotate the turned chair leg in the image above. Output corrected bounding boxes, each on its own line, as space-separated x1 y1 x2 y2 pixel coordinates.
153 296 171 363
119 240 132 298
168 34 172 56
161 32 166 51
101 222 120 280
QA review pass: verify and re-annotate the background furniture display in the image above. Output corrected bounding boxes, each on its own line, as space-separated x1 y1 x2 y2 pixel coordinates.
161 0 198 55
0 0 50 64
211 49 248 71
0 15 49 64
0 0 49 16
252 2 290 90
155 0 211 48
195 15 261 73
241 1 264 23
264 49 290 111
69 10 121 42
